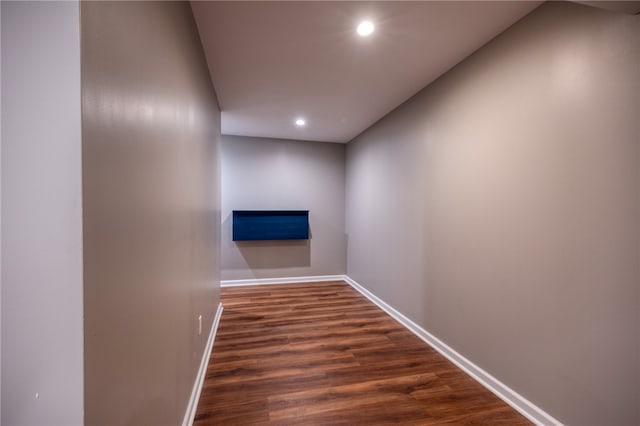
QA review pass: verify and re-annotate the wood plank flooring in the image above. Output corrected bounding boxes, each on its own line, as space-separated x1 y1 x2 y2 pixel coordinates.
194 281 531 425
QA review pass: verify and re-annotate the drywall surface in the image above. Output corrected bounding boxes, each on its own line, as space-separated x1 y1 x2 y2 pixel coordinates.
1 2 3 418
346 2 639 425
1 2 84 425
222 135 346 280
81 2 221 425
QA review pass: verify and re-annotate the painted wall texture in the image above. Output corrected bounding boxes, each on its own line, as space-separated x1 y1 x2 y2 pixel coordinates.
345 3 639 425
1 2 84 424
221 135 346 281
81 2 221 425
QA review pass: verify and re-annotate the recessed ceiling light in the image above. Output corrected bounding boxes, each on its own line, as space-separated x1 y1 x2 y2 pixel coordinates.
357 21 374 37
295 118 306 127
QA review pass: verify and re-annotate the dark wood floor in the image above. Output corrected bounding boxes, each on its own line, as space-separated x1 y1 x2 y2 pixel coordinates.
194 281 531 425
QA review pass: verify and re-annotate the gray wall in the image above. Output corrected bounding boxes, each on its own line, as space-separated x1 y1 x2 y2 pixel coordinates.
222 135 346 280
1 2 84 425
345 3 639 425
1 2 3 418
81 2 221 425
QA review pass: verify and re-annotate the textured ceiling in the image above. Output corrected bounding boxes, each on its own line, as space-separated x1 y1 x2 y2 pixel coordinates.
192 1 543 143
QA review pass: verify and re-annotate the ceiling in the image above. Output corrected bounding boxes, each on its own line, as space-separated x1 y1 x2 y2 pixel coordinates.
191 1 545 143
576 1 640 14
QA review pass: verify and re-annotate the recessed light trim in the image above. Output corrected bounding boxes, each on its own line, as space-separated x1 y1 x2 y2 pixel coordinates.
357 21 374 36
295 118 306 127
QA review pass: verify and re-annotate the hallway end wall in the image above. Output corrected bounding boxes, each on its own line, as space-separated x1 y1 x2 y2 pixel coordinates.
221 135 346 281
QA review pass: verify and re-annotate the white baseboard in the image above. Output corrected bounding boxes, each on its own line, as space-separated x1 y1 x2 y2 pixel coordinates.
214 274 561 425
342 275 563 426
220 274 345 287
182 302 224 426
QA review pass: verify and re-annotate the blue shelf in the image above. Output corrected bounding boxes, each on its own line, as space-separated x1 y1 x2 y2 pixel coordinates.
232 210 309 241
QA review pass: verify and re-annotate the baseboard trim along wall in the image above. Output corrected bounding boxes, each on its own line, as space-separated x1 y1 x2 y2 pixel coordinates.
342 276 563 426
220 275 345 287
221 274 563 426
183 302 224 426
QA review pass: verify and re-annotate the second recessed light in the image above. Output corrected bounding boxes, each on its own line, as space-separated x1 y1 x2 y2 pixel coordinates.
357 21 374 36
295 118 306 127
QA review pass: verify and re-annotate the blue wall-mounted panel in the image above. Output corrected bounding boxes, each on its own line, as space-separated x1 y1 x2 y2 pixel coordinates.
233 210 309 241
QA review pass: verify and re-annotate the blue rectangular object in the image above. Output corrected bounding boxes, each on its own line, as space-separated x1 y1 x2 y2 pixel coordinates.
232 210 309 241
